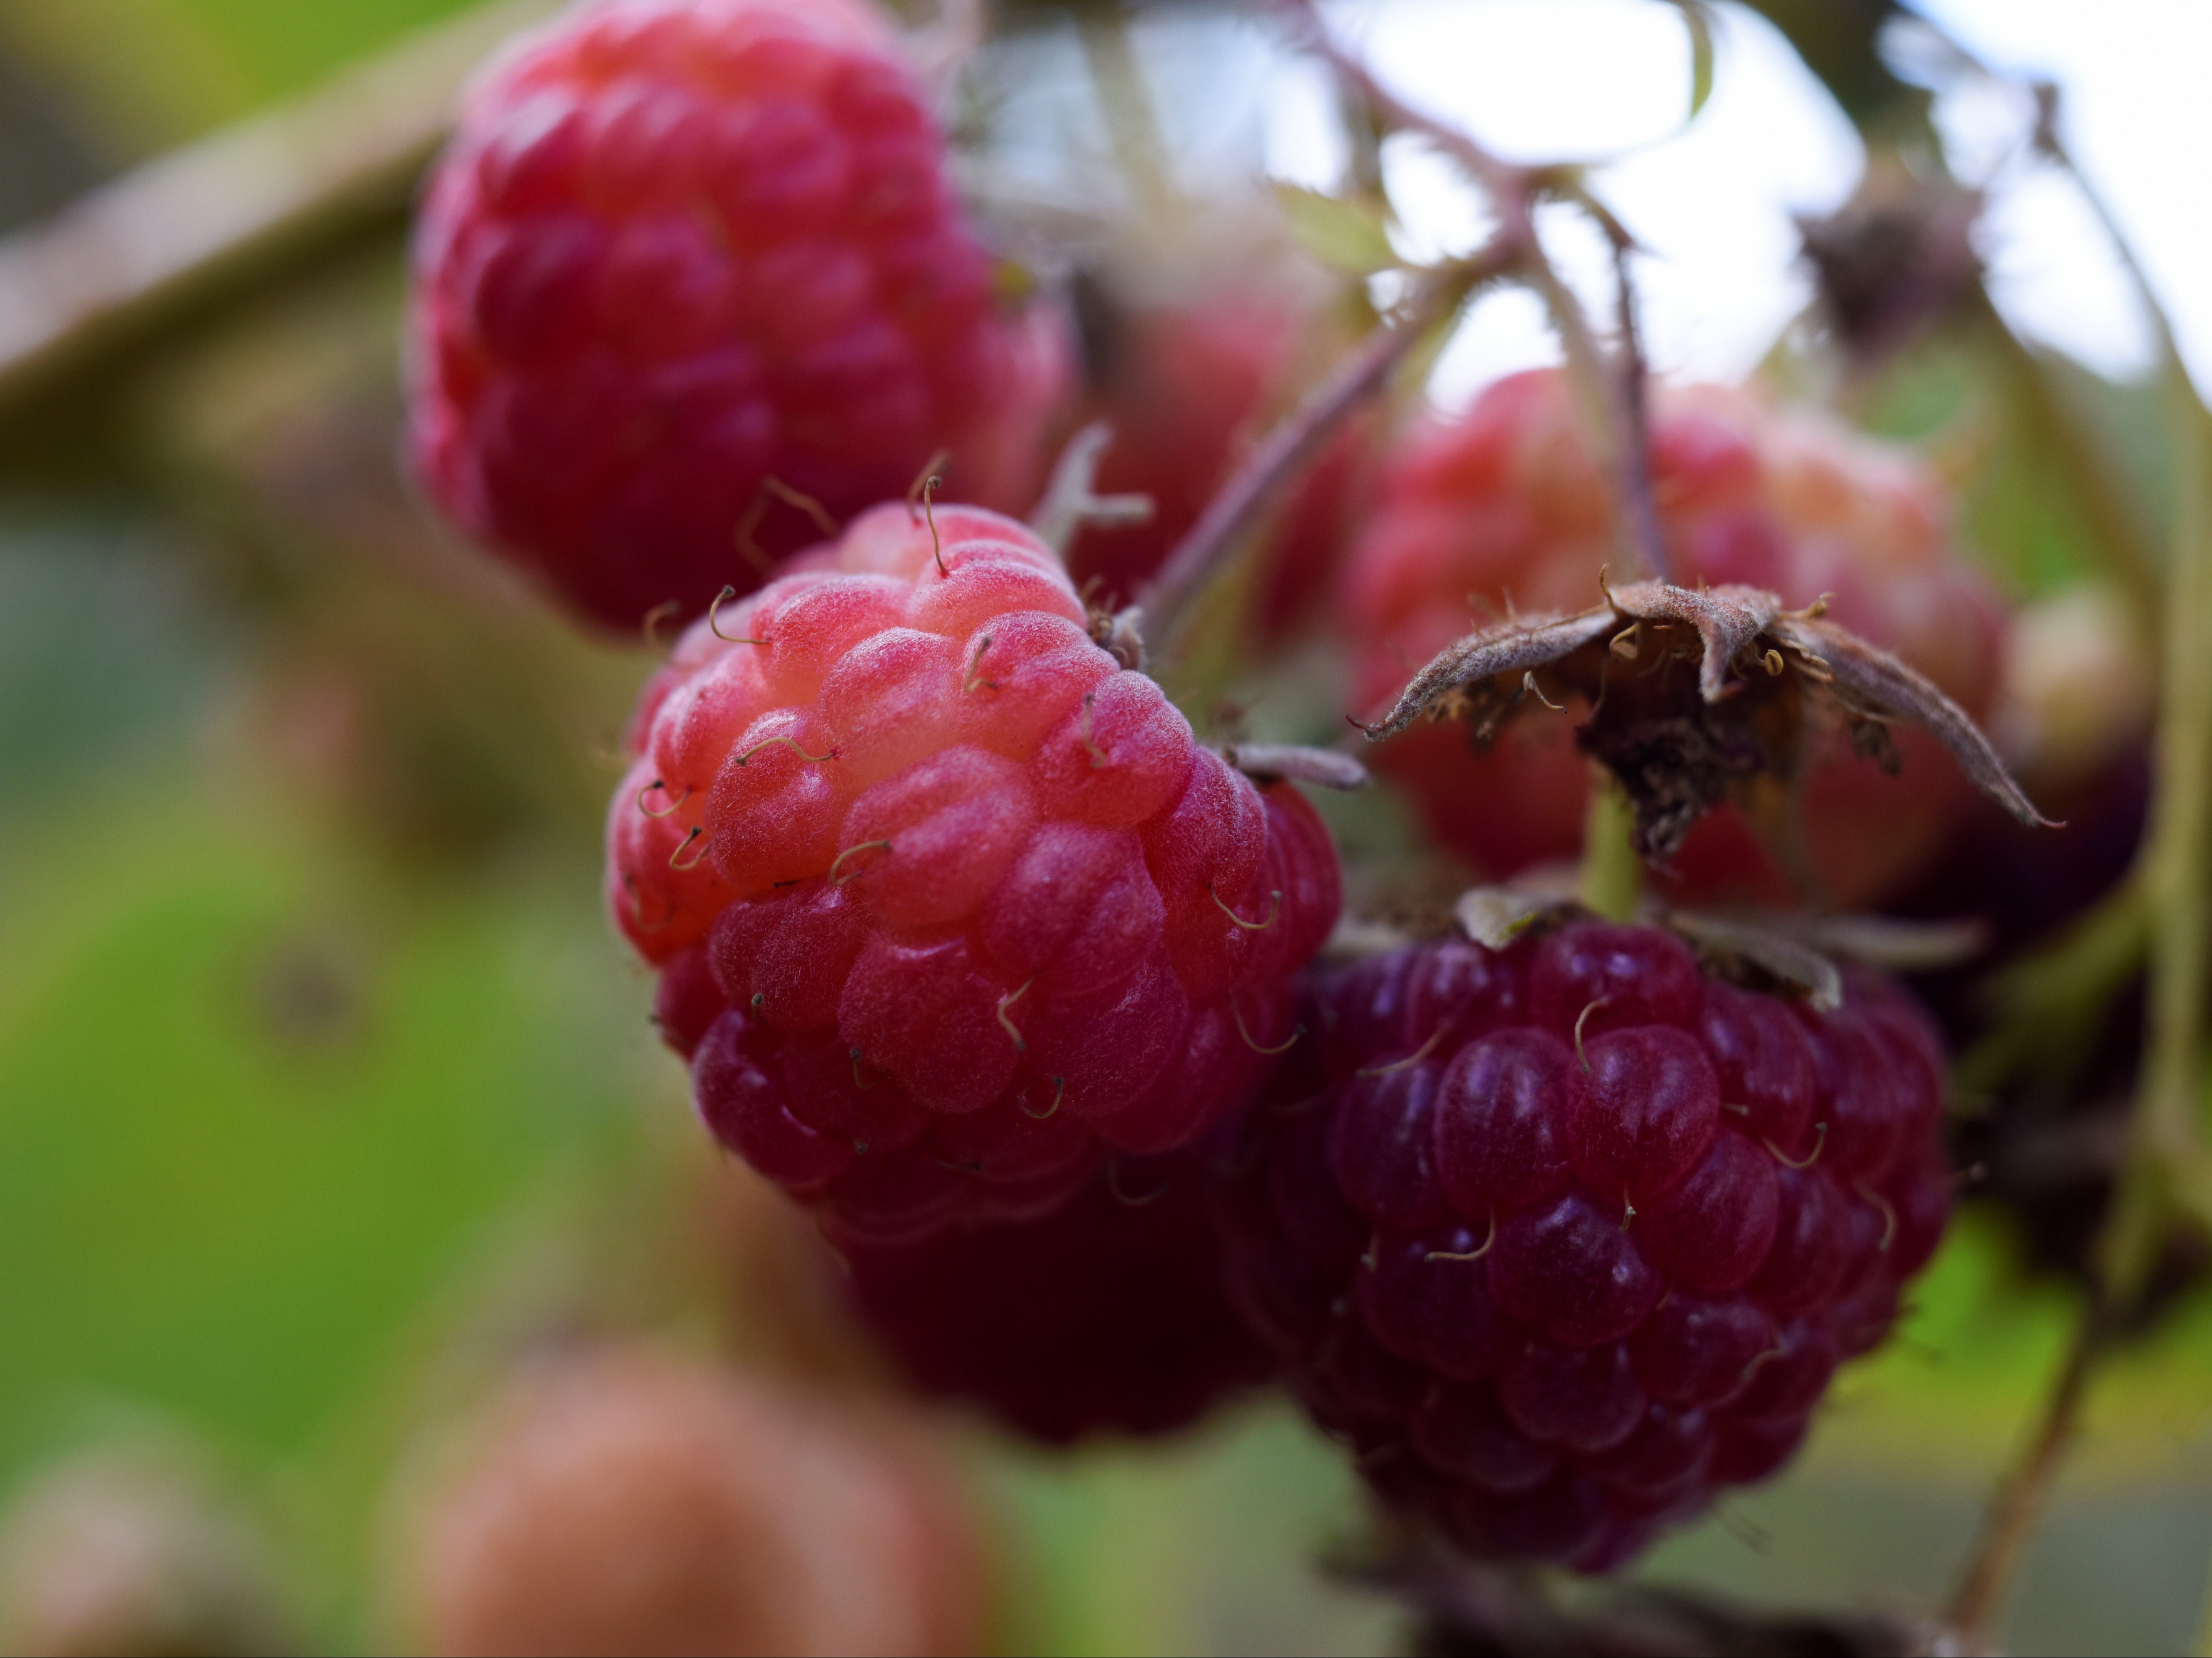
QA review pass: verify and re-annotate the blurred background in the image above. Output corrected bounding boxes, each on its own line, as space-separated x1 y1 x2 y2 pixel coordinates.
0 0 2204 1652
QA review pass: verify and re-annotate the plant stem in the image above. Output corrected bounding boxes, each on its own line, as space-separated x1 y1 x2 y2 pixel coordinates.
1577 773 1641 923
1944 1292 2110 1642
1270 0 1671 584
1138 264 1481 646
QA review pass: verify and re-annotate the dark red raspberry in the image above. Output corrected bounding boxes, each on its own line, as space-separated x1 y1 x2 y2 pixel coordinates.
612 504 1339 1241
838 1154 1273 1443
408 0 1070 631
1212 920 1951 1573
1339 369 2009 908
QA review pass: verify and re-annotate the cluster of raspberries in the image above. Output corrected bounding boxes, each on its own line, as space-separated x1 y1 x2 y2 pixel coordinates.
406 0 1975 1581
614 502 1339 1244
1215 922 1950 1570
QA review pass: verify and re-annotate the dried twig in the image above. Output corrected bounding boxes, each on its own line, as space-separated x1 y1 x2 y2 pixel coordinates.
0 0 553 427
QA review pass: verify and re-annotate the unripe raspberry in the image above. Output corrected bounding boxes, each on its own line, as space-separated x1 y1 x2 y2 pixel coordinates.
611 503 1340 1241
408 0 1071 631
409 1347 984 1656
840 1154 1273 1442
1212 922 1952 1573
1063 292 1366 633
1340 370 2009 907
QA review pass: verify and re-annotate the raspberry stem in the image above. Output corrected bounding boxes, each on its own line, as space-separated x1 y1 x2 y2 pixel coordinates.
1576 774 1642 922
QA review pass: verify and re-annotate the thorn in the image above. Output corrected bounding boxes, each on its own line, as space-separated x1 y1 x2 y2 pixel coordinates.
849 1047 874 1090
1763 647 1785 675
1108 1159 1172 1208
642 598 679 649
734 734 835 765
1080 691 1108 767
1425 1209 1497 1263
963 632 998 693
761 475 838 538
1020 1075 1065 1121
996 976 1036 1052
1209 884 1283 932
637 779 691 818
1354 1023 1448 1079
1766 1121 1827 1170
906 447 951 520
709 585 768 645
1858 1181 1899 1252
1523 669 1564 710
621 872 670 934
918 472 946 575
1232 1006 1303 1055
667 825 709 871
1573 997 1610 1074
828 840 894 885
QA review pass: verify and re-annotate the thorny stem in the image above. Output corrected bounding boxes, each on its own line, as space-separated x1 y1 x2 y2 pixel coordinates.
1139 264 1481 645
1945 1293 2112 1642
1273 0 1672 584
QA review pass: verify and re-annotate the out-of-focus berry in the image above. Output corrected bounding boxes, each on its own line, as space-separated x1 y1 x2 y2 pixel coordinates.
0 1453 291 1658
841 1153 1273 1442
1340 369 2009 908
610 504 1339 1242
1213 922 1953 1573
411 1347 984 1657
408 0 1070 631
1062 290 1367 633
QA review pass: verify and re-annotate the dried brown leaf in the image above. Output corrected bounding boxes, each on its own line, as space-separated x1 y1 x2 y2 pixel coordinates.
1222 744 1371 790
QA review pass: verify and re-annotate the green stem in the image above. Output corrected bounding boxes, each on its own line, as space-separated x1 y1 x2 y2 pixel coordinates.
1578 773 1641 923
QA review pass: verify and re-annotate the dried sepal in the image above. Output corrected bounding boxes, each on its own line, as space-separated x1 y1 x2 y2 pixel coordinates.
1221 744 1371 791
1359 576 2050 862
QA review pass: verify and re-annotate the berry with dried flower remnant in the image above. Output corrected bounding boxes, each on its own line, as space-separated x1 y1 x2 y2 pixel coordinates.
1339 369 2011 907
408 0 1070 631
410 1347 983 1658
840 1152 1274 1443
1212 920 1953 1573
611 503 1339 1242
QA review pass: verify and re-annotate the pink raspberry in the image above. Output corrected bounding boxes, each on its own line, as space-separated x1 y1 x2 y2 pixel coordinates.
1212 921 1951 1573
1340 369 2009 907
839 1154 1274 1443
613 503 1339 1242
408 0 1070 631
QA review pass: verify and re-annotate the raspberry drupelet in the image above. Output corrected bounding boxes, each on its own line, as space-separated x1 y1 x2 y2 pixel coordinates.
616 503 1339 1244
1212 920 1951 1573
408 0 1069 632
838 1154 1275 1443
1339 369 2009 908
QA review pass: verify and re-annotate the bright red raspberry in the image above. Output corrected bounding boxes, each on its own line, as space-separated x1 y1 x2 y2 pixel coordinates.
1340 369 2009 907
408 0 1070 631
838 1154 1273 1443
611 503 1340 1241
1063 292 1366 633
1212 921 1952 1573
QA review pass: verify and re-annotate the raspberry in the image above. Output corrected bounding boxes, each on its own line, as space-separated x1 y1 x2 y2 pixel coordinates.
610 503 1339 1241
1063 292 1366 632
1212 920 1952 1573
410 1347 983 1656
1340 369 2009 907
839 1153 1273 1442
408 0 1071 631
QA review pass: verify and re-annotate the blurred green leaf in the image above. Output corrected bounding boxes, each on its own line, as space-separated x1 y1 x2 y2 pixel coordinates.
1273 185 1398 278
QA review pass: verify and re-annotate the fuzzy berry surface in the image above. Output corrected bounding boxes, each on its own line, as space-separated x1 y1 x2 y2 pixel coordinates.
616 503 1339 1243
839 1153 1273 1443
1212 921 1952 1573
409 0 1068 631
1339 369 2009 907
